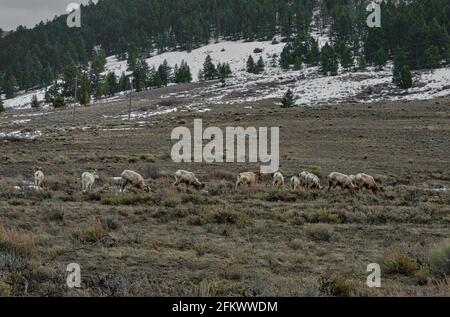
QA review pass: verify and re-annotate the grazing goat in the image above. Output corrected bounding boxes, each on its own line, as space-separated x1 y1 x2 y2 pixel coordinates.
327 172 355 191
34 166 45 189
272 172 285 188
355 173 384 193
290 176 301 190
305 173 322 190
235 171 262 189
299 171 309 187
174 170 205 190
81 171 99 192
299 171 321 189
121 170 151 193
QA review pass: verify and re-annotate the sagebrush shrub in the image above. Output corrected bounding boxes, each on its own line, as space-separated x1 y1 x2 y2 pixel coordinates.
305 224 334 242
427 239 450 279
319 276 356 297
382 253 418 276
0 226 36 257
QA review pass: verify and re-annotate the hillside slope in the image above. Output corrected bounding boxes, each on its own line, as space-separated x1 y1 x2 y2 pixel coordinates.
3 4 450 110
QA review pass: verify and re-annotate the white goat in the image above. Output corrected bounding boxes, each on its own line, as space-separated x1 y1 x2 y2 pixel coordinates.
81 171 99 192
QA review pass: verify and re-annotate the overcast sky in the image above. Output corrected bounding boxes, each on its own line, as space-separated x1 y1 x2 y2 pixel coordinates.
0 0 97 31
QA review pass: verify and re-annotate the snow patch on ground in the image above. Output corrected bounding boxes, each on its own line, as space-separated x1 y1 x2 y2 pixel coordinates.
164 62 450 107
0 130 42 141
2 87 47 109
11 119 32 125
103 106 179 121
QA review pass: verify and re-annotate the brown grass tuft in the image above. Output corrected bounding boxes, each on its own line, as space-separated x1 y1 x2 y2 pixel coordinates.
0 225 37 257
72 217 109 243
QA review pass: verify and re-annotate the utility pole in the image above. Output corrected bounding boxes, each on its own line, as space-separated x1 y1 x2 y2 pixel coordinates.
128 76 133 121
73 74 78 125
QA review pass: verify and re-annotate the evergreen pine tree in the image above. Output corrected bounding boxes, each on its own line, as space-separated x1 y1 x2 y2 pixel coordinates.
78 73 92 105
157 60 172 86
399 65 412 89
247 55 256 73
255 56 265 73
320 44 338 76
427 18 448 54
153 72 163 88
119 72 131 92
374 48 387 70
127 43 138 72
79 90 91 106
393 49 409 87
420 45 441 69
106 72 119 96
293 55 302 71
52 96 66 108
174 60 192 83
31 94 40 108
0 73 4 94
133 58 150 91
45 82 61 103
280 44 293 69
41 65 54 87
217 62 232 85
0 97 4 113
306 38 320 66
63 57 80 97
4 75 17 99
94 78 107 99
91 48 107 75
197 69 204 82
201 55 217 81
340 46 353 71
148 66 156 87
281 89 295 108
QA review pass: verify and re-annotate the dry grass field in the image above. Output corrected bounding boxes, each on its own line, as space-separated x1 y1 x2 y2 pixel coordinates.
0 85 449 296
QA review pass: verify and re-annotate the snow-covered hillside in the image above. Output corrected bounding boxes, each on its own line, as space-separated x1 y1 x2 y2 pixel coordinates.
2 5 450 110
105 40 286 81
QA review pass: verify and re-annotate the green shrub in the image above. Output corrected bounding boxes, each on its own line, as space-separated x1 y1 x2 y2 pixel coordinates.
31 94 40 108
308 166 322 176
84 192 102 201
102 194 155 205
40 200 64 221
187 215 206 226
203 209 249 226
128 156 139 163
382 253 418 276
305 224 334 242
52 96 66 108
0 281 12 296
281 89 295 108
319 276 356 297
427 239 450 279
0 226 36 257
72 217 109 243
140 154 156 162
266 190 297 202
102 216 122 231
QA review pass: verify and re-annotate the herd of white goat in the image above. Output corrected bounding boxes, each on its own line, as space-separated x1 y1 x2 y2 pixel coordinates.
20 167 384 194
